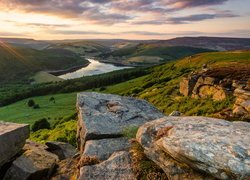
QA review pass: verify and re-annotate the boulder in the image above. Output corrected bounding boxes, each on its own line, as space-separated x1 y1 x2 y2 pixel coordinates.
0 122 29 168
46 141 78 160
83 137 130 160
77 92 164 152
233 88 250 118
137 116 250 180
180 75 198 96
79 151 135 180
4 140 59 180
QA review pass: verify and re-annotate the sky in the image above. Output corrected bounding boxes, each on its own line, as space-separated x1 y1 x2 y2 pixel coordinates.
0 0 249 40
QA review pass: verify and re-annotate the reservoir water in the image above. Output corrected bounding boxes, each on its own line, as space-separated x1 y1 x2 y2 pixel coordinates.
59 58 132 80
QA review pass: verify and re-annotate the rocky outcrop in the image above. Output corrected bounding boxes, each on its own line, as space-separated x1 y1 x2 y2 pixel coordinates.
83 138 130 160
0 122 29 168
137 116 250 180
46 141 78 160
4 140 59 180
180 74 229 101
233 88 250 119
76 92 164 179
79 151 135 180
77 92 164 150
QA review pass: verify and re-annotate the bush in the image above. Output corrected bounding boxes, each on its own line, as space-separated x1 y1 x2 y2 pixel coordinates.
32 118 50 132
49 97 55 103
27 99 35 107
99 87 106 91
33 104 40 109
30 120 77 146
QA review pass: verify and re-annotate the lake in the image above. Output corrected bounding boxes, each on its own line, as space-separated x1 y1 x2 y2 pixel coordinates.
59 58 132 80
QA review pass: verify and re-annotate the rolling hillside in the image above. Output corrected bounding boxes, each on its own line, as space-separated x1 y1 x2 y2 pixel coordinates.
1 50 249 126
0 44 88 83
101 44 215 65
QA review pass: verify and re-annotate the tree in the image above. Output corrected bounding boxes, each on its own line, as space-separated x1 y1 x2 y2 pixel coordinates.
33 104 40 109
32 118 50 132
27 99 35 107
49 97 55 103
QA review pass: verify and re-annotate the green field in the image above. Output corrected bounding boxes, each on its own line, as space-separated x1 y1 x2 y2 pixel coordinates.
1 51 249 126
0 93 76 125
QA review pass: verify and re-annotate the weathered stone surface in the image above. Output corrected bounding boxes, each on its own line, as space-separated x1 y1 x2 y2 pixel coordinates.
46 141 78 160
77 92 164 152
180 75 198 96
79 151 135 180
0 122 29 168
83 138 130 160
233 88 250 118
4 140 59 180
137 116 250 180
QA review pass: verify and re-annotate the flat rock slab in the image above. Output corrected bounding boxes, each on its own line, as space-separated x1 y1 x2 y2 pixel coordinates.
0 122 29 168
77 92 164 149
83 137 130 160
137 116 250 179
79 151 135 180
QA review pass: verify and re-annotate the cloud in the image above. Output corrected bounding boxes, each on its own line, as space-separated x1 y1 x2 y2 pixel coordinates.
0 0 233 25
168 12 238 24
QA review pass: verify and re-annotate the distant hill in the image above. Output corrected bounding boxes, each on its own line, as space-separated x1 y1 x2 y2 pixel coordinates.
0 38 49 50
46 40 110 56
154 37 250 51
0 44 88 83
101 44 215 66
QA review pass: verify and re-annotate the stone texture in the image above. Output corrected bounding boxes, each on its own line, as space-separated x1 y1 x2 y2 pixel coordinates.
79 151 135 180
46 141 78 160
233 88 250 118
180 75 198 96
4 140 59 180
76 92 164 152
0 122 29 168
83 138 130 160
137 116 250 180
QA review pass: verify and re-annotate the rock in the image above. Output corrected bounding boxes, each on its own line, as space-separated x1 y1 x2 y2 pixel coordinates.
77 92 164 152
198 85 226 101
233 88 250 118
180 76 198 96
79 151 135 180
4 140 59 180
46 141 78 160
169 111 181 116
83 138 130 160
137 116 250 179
0 122 29 168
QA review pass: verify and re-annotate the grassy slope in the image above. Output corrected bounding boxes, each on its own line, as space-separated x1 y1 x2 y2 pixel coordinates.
33 71 64 84
0 93 77 125
1 51 249 126
107 44 215 64
0 45 88 83
1 51 249 146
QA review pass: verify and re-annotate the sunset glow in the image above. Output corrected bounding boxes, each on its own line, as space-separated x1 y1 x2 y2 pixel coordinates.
0 0 249 40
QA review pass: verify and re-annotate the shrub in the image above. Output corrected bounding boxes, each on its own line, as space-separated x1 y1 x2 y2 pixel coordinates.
49 97 55 103
27 99 35 107
99 87 106 91
30 120 77 146
33 104 40 109
32 118 50 132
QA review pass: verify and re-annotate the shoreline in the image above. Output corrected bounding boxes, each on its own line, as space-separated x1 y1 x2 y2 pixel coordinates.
47 61 91 76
